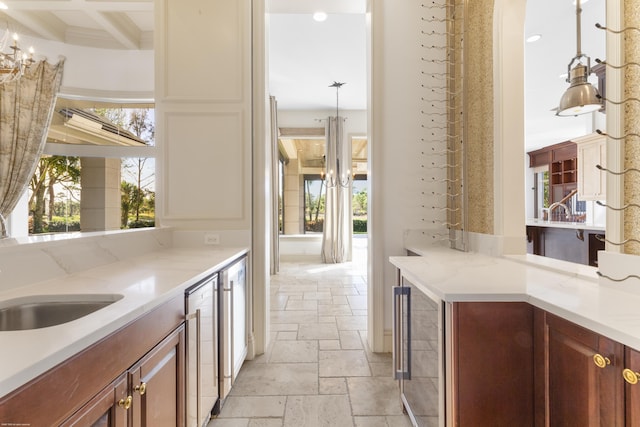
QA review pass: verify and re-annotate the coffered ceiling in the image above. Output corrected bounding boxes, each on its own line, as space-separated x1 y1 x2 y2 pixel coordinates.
0 0 153 50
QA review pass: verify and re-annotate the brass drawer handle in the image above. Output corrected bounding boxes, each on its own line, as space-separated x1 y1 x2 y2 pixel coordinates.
134 382 147 395
593 354 611 369
118 395 132 410
623 369 640 385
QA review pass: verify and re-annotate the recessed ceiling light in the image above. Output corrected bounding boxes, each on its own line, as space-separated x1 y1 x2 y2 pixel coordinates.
0 2 8 10
526 34 542 43
559 73 569 80
313 11 328 22
573 0 589 4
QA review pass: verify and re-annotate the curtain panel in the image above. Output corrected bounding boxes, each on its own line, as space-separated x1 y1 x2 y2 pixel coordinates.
321 116 352 263
0 59 65 238
269 96 280 274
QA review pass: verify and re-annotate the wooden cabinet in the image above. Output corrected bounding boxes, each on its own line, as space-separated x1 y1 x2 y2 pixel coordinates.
0 296 185 427
452 302 534 426
60 374 128 427
62 327 184 427
576 133 607 201
527 141 578 208
625 347 640 426
535 309 625 426
129 326 185 427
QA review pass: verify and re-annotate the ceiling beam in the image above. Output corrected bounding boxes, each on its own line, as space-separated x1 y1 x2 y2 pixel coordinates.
3 1 152 12
0 9 65 41
84 10 140 50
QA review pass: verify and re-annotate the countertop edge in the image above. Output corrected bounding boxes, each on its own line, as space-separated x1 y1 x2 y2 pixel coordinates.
0 246 249 399
390 250 640 351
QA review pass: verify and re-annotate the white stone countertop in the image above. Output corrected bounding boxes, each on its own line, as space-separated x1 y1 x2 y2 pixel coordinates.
0 245 248 399
390 246 640 351
526 218 606 231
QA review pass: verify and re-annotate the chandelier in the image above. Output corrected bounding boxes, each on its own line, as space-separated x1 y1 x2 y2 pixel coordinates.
0 30 35 84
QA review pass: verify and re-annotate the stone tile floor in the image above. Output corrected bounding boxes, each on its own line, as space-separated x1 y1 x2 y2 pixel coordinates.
209 241 412 427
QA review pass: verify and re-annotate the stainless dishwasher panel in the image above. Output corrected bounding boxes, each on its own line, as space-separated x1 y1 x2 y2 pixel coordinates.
393 277 445 427
185 274 218 427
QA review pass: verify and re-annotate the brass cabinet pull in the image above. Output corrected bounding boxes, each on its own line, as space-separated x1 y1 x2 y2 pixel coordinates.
134 382 147 395
593 354 611 369
623 368 640 385
118 395 132 410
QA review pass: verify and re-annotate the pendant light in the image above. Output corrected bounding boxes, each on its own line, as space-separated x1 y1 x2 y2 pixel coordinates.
556 0 602 116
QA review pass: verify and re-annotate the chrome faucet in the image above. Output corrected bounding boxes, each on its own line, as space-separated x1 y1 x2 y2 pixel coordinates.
548 202 572 221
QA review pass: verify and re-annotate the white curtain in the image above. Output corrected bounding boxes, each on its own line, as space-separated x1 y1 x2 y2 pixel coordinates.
269 96 280 274
321 116 352 263
0 59 65 238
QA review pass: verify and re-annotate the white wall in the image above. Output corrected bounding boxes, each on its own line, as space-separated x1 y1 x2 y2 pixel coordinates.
27 38 154 99
369 0 449 351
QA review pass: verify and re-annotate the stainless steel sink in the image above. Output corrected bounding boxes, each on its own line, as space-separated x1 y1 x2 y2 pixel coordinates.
0 294 123 331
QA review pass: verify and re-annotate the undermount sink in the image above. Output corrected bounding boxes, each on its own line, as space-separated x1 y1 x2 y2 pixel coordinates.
0 294 123 331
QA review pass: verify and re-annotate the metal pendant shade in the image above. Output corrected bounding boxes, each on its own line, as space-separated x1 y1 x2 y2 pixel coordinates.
556 0 601 116
557 63 602 116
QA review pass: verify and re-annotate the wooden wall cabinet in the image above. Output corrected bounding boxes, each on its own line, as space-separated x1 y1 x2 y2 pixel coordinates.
575 133 607 201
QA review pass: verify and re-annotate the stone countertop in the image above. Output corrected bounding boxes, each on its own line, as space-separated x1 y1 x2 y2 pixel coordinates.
0 245 248 399
526 218 606 231
390 246 640 351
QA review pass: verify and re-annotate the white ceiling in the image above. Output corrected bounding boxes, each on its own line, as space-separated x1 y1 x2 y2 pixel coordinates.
0 0 607 149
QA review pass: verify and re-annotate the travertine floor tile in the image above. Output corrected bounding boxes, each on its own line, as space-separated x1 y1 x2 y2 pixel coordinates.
268 340 318 363
339 330 364 350
248 419 284 427
283 395 353 427
230 362 318 396
319 377 347 395
348 377 405 416
319 350 371 377
297 323 339 340
219 396 286 418
319 339 341 350
285 299 318 311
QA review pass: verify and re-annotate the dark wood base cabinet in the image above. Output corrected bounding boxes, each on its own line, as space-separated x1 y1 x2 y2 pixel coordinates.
0 296 186 427
453 302 535 427
450 303 640 427
534 309 625 427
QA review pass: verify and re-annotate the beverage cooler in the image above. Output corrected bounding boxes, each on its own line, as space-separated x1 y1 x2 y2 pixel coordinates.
393 276 445 427
185 273 219 427
220 255 248 402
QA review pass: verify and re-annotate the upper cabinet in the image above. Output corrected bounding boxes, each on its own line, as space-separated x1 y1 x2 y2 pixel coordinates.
574 133 607 201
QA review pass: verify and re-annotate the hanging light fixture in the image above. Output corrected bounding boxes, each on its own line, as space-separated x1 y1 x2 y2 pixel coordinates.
0 30 35 84
325 81 351 188
556 0 601 116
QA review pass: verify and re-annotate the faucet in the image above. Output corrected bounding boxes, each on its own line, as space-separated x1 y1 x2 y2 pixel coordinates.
548 202 572 221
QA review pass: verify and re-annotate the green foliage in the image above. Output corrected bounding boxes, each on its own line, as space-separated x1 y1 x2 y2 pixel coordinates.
305 219 324 233
352 189 368 215
127 219 155 229
353 219 367 233
48 220 81 232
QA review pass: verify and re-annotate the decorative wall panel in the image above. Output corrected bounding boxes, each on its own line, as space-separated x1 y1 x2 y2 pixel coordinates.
163 112 246 219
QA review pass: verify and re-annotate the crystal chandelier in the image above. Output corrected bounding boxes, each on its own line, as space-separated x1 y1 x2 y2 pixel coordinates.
0 30 35 84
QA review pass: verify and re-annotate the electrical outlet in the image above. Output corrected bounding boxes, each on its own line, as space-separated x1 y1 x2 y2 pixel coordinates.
204 233 220 245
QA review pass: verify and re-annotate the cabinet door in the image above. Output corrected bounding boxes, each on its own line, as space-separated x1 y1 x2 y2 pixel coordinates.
535 311 624 427
130 326 185 427
60 374 128 427
454 302 534 426
625 347 640 427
